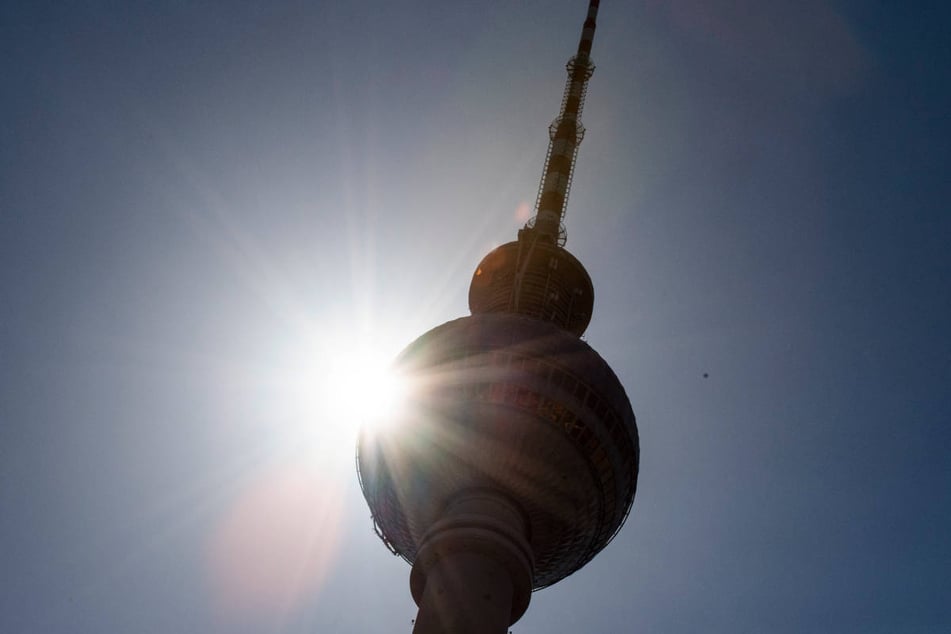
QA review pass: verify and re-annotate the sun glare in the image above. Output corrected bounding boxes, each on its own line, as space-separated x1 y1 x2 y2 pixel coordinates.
274 323 412 459
292 343 407 449
322 346 406 432
208 330 410 621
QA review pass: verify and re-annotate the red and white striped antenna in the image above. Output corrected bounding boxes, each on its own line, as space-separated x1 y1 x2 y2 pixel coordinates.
527 0 600 246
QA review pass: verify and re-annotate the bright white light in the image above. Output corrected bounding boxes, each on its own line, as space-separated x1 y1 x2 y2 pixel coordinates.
321 346 405 432
275 334 408 457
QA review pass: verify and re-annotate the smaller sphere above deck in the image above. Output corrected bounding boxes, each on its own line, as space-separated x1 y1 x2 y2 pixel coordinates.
468 238 594 336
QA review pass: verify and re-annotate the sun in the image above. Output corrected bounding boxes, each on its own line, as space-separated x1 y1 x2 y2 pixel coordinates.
275 332 409 456
321 345 406 433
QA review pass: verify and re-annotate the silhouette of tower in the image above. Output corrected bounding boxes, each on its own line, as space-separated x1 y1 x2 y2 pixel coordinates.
357 2 638 632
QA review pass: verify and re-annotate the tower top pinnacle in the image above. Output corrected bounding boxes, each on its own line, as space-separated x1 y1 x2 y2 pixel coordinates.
467 1 603 335
527 0 600 245
577 0 600 58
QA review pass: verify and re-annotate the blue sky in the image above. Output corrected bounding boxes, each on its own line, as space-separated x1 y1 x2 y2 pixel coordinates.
1 1 949 632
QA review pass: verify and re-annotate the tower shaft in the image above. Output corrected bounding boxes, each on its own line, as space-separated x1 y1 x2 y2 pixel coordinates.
532 0 600 244
410 491 533 634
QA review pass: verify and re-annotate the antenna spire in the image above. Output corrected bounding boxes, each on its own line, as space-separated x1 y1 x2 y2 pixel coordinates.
468 1 602 334
528 0 600 245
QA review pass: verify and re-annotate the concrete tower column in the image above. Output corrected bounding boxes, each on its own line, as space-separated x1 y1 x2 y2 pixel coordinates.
409 490 534 634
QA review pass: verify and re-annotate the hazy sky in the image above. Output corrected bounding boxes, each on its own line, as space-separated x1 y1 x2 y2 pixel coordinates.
2 1 949 632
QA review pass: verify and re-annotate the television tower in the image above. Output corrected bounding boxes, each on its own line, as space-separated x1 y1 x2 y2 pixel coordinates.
357 2 639 632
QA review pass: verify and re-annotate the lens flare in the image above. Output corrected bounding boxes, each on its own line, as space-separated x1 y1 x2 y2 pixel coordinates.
206 464 344 623
321 347 407 434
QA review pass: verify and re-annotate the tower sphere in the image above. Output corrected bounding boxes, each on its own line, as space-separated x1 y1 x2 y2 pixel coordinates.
356 312 639 590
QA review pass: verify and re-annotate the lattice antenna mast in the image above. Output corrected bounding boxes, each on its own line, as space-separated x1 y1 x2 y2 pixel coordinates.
529 0 600 246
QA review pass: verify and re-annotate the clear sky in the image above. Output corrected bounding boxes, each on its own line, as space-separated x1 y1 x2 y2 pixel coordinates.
2 1 949 632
